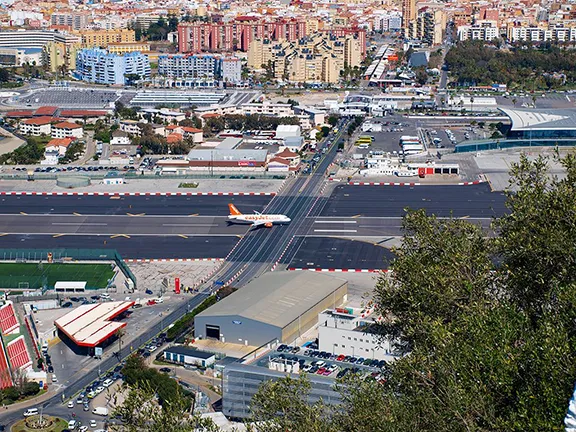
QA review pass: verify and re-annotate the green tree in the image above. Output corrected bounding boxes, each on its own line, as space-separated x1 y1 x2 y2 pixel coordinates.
327 115 339 127
250 154 576 432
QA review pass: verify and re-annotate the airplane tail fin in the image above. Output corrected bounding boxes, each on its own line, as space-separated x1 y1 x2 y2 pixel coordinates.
228 204 242 216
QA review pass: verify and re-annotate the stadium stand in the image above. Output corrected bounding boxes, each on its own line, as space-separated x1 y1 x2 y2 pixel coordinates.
6 336 32 370
0 302 19 335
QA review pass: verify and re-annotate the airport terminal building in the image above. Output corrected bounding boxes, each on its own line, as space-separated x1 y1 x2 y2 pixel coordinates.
194 272 348 347
456 107 576 153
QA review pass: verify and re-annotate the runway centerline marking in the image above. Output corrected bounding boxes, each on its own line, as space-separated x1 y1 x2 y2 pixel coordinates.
314 220 357 224
313 229 358 233
162 224 216 227
51 223 108 226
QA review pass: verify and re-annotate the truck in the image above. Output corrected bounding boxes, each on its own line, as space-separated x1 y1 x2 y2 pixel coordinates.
92 407 109 416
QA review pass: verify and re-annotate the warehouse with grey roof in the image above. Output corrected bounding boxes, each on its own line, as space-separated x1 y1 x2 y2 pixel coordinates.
194 271 348 347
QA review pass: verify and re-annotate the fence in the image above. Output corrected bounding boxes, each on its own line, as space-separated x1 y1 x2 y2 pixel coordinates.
0 248 137 290
0 172 287 181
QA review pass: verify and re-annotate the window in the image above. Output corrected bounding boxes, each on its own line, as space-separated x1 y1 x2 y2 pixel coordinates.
342 345 345 348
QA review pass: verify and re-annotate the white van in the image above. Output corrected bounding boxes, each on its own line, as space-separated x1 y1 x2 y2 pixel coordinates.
100 293 111 300
23 408 39 417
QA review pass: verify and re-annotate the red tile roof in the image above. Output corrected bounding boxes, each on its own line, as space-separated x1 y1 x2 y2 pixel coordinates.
167 133 183 144
6 110 34 118
54 121 82 129
182 127 202 133
47 138 74 147
34 106 58 116
22 116 54 125
59 110 108 118
276 148 299 158
269 157 290 165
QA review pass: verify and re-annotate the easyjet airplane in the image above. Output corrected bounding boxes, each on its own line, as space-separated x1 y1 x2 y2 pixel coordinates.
228 204 291 228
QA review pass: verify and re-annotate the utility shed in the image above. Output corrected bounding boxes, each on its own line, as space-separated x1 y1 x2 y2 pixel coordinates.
194 271 348 347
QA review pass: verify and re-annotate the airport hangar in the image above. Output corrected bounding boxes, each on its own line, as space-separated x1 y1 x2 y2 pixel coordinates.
194 271 348 347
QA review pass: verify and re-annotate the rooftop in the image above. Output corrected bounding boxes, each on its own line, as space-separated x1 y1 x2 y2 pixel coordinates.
164 346 216 359
499 107 576 131
195 271 347 328
186 149 268 162
54 300 134 347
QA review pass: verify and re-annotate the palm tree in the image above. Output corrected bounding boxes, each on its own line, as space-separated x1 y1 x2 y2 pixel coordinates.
469 96 474 113
116 328 126 354
512 97 517 107
532 94 537 108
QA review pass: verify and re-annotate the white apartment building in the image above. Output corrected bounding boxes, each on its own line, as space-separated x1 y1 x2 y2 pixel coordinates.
19 117 53 136
458 21 499 41
507 25 576 43
241 102 293 117
119 120 141 136
51 122 83 139
373 13 403 32
318 308 399 361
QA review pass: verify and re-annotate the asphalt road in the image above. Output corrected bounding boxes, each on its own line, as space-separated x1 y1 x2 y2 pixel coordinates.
0 195 271 216
285 236 395 269
320 183 507 218
0 235 239 259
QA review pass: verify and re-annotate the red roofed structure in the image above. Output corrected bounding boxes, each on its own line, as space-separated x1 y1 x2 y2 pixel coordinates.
5 110 35 118
167 132 183 144
59 110 108 118
0 302 19 335
34 106 58 116
55 301 134 348
6 336 31 370
0 340 12 389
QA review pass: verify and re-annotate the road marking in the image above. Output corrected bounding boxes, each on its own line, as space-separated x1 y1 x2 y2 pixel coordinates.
52 222 108 226
53 234 65 238
460 215 470 219
20 211 28 215
110 234 131 239
314 220 357 224
178 234 188 239
313 229 358 233
127 212 146 217
188 213 199 217
351 214 362 218
109 196 121 200
162 223 215 227
73 212 82 216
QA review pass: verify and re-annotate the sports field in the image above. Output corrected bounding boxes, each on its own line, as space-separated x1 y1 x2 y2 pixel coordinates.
0 263 115 289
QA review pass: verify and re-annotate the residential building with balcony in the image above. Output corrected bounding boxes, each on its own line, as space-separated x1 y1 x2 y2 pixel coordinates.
75 48 150 85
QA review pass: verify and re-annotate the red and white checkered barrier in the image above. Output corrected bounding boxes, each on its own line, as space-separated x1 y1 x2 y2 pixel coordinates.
225 269 245 286
457 180 484 186
288 268 386 273
270 236 296 272
347 182 420 186
0 191 276 197
125 258 223 264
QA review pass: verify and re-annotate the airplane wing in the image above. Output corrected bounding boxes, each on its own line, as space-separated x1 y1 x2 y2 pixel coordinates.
253 211 262 215
251 220 268 227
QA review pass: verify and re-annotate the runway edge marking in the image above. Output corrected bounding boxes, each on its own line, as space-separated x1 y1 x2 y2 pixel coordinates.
0 191 277 197
287 267 389 273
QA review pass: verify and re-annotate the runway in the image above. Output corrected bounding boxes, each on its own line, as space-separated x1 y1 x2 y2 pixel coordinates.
0 194 271 216
284 236 395 270
321 183 507 218
0 234 239 259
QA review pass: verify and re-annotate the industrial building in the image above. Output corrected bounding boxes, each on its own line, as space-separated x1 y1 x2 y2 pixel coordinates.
194 272 348 347
223 362 341 419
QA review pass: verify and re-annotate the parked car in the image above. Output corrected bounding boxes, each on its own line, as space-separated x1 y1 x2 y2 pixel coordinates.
159 367 171 373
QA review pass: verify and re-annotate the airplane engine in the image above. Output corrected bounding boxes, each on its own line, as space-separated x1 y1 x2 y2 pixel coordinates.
265 222 273 228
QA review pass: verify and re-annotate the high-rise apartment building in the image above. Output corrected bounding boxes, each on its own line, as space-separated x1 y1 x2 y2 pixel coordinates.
77 29 135 48
402 0 417 36
158 54 242 84
50 12 89 30
75 49 150 85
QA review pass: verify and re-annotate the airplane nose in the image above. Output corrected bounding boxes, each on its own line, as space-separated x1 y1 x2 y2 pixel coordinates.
286 217 291 222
